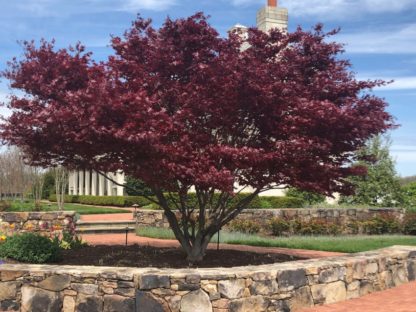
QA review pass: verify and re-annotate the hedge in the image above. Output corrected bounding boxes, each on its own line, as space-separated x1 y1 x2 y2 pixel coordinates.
48 195 153 207
49 194 304 209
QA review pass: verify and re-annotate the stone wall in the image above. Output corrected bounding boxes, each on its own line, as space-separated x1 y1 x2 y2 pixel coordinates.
135 208 405 233
0 246 414 311
0 211 76 237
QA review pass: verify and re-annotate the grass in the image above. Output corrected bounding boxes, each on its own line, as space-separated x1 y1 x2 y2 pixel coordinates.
7 201 128 215
136 226 416 253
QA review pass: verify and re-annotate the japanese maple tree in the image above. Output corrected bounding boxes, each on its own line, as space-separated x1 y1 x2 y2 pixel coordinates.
1 13 393 262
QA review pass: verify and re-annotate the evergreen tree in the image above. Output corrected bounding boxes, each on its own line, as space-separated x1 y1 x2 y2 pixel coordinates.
340 135 403 207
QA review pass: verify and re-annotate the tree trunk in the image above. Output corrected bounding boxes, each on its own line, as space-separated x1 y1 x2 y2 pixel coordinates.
184 233 214 264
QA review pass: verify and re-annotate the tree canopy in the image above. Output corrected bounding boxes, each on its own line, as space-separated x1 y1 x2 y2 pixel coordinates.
1 13 393 262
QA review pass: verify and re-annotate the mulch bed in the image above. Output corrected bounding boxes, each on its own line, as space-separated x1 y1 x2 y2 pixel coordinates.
55 245 302 268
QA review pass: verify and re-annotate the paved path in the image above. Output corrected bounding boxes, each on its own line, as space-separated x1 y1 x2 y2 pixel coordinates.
80 233 344 259
299 281 416 312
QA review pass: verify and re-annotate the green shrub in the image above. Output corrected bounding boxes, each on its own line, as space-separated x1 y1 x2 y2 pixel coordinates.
362 215 401 235
0 201 11 212
228 219 261 234
403 212 416 235
269 218 291 236
0 233 61 263
261 196 304 208
49 194 153 207
269 218 343 236
49 193 303 210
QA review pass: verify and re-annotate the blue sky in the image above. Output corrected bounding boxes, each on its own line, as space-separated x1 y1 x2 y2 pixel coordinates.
0 0 415 176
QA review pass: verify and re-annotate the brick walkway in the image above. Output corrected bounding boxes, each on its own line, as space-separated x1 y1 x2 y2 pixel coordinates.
299 281 416 312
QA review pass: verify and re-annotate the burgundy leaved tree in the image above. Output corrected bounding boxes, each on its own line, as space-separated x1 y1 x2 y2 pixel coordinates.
1 13 393 262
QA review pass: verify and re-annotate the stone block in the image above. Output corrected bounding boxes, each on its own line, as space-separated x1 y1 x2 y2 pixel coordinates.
138 275 170 290
180 289 212 312
392 266 408 286
311 281 346 305
0 300 19 311
185 274 201 284
114 287 135 297
21 285 62 312
71 283 98 295
38 275 71 291
0 281 18 300
359 280 374 296
103 294 135 312
407 259 416 281
277 269 307 291
289 286 313 311
63 296 75 312
365 262 378 275
76 294 103 312
218 279 246 299
318 267 346 283
249 280 278 296
229 296 268 312
136 291 165 312
0 271 25 282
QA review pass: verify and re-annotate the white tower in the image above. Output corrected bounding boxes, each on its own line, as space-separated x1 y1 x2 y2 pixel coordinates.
256 0 288 33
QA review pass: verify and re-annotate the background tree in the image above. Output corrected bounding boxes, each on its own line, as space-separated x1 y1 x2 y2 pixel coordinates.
53 166 68 211
30 167 45 210
339 135 403 207
42 170 55 199
402 182 416 209
0 14 393 262
125 176 154 196
285 188 325 206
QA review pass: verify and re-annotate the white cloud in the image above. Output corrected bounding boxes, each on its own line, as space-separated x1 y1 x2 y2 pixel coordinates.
10 0 177 16
338 24 416 54
231 0 416 19
358 72 416 90
0 92 11 118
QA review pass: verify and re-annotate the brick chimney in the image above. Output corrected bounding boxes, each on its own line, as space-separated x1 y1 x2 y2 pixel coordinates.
268 0 277 7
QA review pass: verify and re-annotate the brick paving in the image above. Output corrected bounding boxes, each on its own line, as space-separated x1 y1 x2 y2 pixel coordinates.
299 281 416 312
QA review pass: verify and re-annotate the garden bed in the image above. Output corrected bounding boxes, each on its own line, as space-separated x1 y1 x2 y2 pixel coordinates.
54 245 301 268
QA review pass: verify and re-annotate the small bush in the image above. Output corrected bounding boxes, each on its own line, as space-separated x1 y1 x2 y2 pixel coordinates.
261 196 304 208
0 233 61 263
228 219 261 234
269 218 291 236
0 201 11 212
55 231 88 250
49 194 154 207
362 215 401 235
403 212 416 235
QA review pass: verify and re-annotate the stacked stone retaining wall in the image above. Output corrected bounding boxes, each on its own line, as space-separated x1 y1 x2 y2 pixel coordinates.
135 208 405 234
0 246 414 311
0 211 76 236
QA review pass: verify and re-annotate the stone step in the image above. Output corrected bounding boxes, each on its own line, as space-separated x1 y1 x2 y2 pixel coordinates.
76 220 136 234
76 226 136 234
77 220 135 228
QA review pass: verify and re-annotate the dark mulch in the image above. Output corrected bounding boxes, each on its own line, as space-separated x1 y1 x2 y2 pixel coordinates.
55 245 302 268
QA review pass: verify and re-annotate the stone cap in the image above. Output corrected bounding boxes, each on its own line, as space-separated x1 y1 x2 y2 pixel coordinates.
0 246 414 281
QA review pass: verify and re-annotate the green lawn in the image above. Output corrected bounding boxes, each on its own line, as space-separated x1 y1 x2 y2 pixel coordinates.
136 226 416 253
8 201 128 215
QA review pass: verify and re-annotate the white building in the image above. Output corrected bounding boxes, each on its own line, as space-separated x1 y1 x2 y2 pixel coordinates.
68 170 125 196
